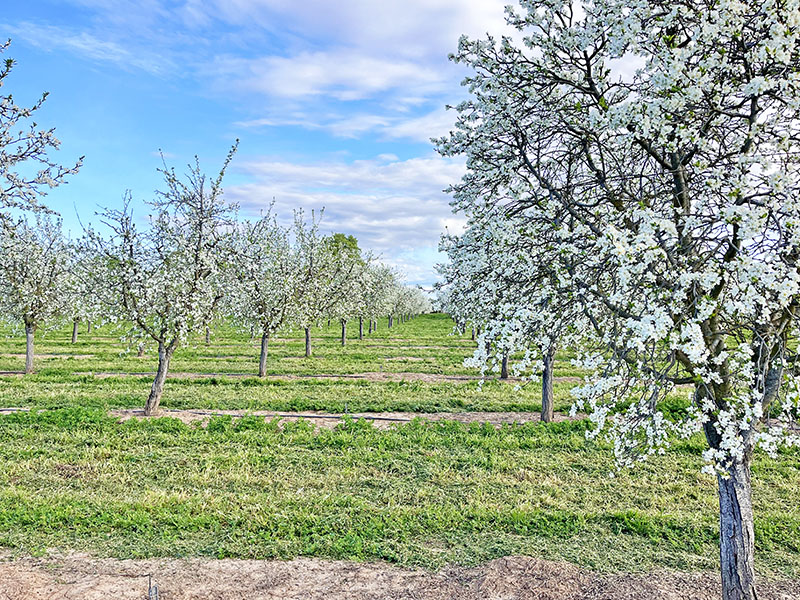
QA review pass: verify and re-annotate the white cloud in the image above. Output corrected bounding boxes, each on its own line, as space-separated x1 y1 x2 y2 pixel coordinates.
235 106 456 144
209 50 444 101
226 153 467 284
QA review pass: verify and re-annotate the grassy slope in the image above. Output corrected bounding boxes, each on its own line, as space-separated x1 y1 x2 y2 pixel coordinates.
0 314 797 577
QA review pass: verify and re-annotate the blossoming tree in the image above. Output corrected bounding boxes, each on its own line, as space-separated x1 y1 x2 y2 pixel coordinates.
293 213 363 357
85 147 237 415
0 215 71 373
229 211 297 377
437 0 800 597
438 214 576 420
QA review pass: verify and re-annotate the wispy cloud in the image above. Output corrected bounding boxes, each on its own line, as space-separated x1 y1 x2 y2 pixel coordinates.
235 107 456 143
1 21 172 75
208 50 445 101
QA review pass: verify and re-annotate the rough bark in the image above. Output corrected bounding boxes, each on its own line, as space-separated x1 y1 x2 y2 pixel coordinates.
144 341 174 416
24 322 35 374
258 332 270 378
304 327 312 357
697 375 762 600
359 316 364 340
541 344 555 423
341 319 347 346
500 353 509 379
717 458 758 600
71 319 80 344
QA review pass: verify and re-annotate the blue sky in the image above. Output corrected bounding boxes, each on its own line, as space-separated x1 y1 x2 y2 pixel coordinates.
1 0 513 285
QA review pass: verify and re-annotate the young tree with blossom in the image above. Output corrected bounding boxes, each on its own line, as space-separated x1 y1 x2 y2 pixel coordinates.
64 248 105 344
438 1 800 597
0 215 71 373
85 147 237 415
229 212 297 377
293 214 362 357
358 264 397 339
438 215 574 420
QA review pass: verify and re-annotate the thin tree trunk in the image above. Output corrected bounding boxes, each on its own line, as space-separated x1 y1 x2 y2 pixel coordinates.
717 457 758 600
87 320 92 334
71 319 80 344
258 332 270 377
144 341 174 416
500 353 509 379
341 319 347 346
205 326 211 345
24 322 35 375
137 342 145 357
388 315 393 328
304 327 312 357
358 316 363 340
373 319 377 332
541 344 555 423
369 319 373 334
471 327 475 341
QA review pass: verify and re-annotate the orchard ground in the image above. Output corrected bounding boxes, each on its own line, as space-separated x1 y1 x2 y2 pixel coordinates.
0 314 797 599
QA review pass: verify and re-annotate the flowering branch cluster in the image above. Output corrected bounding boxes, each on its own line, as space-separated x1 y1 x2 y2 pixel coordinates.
436 0 800 472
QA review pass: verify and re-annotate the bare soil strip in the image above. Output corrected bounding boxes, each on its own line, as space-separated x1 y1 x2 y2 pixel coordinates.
0 406 572 429
0 353 95 359
0 554 796 600
72 371 584 384
111 408 572 428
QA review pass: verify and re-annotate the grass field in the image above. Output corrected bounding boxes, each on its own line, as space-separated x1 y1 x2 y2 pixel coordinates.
0 313 798 579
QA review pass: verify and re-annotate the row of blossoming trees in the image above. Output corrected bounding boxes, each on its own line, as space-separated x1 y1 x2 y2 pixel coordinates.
434 0 800 598
0 183 430 414
0 44 429 418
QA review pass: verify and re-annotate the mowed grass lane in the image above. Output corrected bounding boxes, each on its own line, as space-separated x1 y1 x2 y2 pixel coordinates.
0 314 796 578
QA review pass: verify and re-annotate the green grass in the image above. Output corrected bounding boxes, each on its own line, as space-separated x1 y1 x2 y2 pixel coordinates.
0 314 797 578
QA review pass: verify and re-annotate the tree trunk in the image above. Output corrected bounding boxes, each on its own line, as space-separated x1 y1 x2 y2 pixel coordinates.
71 319 80 344
341 319 347 346
258 332 270 377
716 457 758 600
368 319 373 334
501 353 509 379
471 327 475 341
87 320 92 334
304 327 312 357
359 316 364 340
144 341 174 416
137 342 145 357
24 322 35 375
388 315 393 329
541 344 555 423
205 326 211 345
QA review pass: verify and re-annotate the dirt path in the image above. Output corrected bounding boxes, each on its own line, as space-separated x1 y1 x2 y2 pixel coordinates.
74 371 584 384
111 408 573 428
0 554 796 600
0 406 575 429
